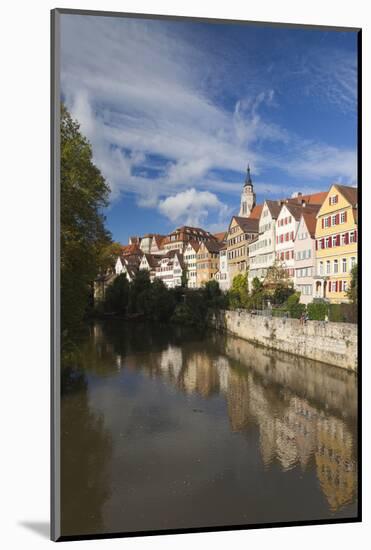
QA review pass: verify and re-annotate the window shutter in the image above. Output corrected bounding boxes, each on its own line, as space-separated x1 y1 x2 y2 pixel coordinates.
345 233 349 244
344 211 347 222
329 197 331 205
315 240 318 250
339 280 342 292
322 219 324 228
354 230 357 242
328 216 331 227
335 281 338 292
328 238 332 248
321 238 325 248
337 234 340 246
336 214 339 224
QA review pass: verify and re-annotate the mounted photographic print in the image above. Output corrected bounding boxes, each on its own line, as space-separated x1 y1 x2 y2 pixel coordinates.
51 8 361 541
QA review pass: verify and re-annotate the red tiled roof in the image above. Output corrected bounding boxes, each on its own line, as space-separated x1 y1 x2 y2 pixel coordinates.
334 185 358 207
213 231 227 242
249 204 263 219
232 216 260 232
287 191 327 205
265 200 282 219
284 202 320 221
301 212 318 238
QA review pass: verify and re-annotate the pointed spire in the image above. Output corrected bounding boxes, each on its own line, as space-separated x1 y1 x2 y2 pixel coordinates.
245 164 252 186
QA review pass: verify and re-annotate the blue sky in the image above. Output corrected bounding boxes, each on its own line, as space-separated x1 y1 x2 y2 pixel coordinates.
60 15 358 243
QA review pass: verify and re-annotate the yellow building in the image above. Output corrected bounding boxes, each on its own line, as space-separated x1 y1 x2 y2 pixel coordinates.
196 240 223 287
314 184 358 304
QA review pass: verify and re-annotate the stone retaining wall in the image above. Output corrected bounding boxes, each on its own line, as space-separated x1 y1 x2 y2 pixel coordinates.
211 310 357 372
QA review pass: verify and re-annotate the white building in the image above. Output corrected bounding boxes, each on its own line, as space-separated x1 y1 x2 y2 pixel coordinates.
155 251 185 288
139 253 162 282
214 245 230 291
184 241 200 288
248 200 282 285
114 256 138 282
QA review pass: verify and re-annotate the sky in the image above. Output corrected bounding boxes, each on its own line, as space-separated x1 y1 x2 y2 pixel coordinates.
60 14 358 244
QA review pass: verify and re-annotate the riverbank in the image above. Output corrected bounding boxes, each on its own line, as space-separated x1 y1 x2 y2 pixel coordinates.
210 309 357 372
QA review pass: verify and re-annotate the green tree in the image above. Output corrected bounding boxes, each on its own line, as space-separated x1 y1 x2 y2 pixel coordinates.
249 277 265 310
60 104 111 337
104 273 129 314
272 282 295 305
229 272 249 308
145 278 177 321
203 279 225 308
128 270 152 315
97 241 122 274
346 264 358 305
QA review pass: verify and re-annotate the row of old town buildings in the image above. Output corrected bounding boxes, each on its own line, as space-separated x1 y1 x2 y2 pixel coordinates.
108 166 358 305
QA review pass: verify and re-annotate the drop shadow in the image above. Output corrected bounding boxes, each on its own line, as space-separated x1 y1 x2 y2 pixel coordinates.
19 521 50 539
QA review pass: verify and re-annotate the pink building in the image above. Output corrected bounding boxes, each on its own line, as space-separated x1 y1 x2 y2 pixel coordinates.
276 202 320 279
293 212 317 304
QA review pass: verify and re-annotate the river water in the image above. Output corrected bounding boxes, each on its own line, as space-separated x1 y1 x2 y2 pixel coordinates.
61 320 358 537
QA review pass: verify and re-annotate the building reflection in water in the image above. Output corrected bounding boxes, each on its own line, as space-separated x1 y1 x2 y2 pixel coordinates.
88 323 357 515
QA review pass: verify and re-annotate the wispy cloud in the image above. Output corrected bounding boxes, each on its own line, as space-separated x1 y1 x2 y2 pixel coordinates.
61 15 357 222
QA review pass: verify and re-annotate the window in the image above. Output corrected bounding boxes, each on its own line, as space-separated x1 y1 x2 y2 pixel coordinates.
332 235 337 247
324 217 330 228
326 261 331 274
329 195 338 205
325 237 330 248
349 231 355 243
319 262 324 275
350 257 356 269
340 212 346 224
342 258 347 272
341 233 346 246
334 260 338 274
343 280 348 292
332 215 337 226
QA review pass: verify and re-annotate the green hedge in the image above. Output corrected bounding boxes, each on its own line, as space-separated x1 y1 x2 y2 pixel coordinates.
307 302 329 321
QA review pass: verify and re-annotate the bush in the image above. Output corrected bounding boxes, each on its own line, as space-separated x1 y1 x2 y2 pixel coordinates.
286 293 306 319
307 302 329 321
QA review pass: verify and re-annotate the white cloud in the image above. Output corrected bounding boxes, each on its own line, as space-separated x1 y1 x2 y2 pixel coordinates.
60 15 357 212
277 142 357 183
158 188 229 227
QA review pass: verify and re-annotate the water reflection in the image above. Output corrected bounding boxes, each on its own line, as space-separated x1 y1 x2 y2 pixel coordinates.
61 321 357 536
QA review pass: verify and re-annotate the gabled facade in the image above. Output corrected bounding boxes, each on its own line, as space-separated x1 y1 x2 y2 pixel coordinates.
314 184 358 303
139 253 162 282
196 240 223 287
294 212 317 304
248 200 281 284
162 226 215 253
226 214 260 282
214 245 230 291
155 251 185 289
184 241 200 288
276 202 320 279
114 256 139 282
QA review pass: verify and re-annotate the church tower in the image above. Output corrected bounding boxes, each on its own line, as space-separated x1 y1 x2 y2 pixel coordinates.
239 164 256 217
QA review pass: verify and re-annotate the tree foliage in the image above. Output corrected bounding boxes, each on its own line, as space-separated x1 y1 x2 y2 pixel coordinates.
61 104 111 336
346 264 358 305
104 273 129 315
